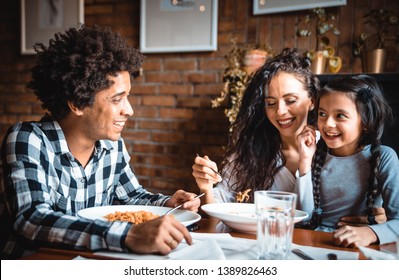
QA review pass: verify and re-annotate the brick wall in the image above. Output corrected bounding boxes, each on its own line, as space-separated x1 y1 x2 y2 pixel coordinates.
0 0 398 195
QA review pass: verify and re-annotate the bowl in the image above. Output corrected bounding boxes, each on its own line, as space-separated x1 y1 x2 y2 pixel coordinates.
201 202 308 234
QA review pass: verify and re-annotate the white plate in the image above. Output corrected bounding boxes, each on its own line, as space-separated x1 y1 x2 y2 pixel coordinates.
201 203 309 234
77 205 201 227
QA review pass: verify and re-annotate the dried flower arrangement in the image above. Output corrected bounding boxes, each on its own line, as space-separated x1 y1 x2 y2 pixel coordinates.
296 7 342 73
353 8 399 56
212 39 273 126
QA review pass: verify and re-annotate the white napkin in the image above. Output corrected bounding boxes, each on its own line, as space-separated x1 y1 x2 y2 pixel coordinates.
93 232 360 260
169 239 225 260
358 246 398 260
94 233 230 260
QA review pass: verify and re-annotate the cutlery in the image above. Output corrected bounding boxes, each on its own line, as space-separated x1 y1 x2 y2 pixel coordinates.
327 253 338 260
291 248 314 260
196 154 223 179
163 193 205 216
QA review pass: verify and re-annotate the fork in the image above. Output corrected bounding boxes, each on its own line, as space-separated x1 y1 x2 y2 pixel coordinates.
163 193 205 216
196 154 224 181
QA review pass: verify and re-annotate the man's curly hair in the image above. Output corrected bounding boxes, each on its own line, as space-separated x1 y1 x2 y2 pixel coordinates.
28 25 143 120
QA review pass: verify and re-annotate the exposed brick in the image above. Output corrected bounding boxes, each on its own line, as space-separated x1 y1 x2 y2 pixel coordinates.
85 16 114 27
142 96 176 106
132 107 158 118
5 104 32 114
152 131 184 143
131 84 158 95
142 60 162 71
176 96 212 108
159 108 194 119
132 143 165 153
199 58 226 70
85 4 114 15
145 72 182 83
194 84 223 95
159 84 193 95
122 130 151 141
138 120 173 130
183 72 218 83
164 59 197 71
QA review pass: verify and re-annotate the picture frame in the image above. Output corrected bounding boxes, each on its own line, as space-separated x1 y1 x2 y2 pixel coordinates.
140 0 218 53
253 0 346 15
20 0 85 55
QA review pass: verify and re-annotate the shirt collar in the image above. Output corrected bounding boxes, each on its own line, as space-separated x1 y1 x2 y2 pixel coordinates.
39 114 114 155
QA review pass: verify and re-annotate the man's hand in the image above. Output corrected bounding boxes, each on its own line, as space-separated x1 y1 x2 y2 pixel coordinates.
125 215 192 255
165 189 201 212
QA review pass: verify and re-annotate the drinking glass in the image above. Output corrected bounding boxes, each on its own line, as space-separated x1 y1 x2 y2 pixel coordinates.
255 190 297 260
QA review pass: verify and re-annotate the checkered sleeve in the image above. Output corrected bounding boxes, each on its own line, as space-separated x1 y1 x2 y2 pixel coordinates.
2 123 131 257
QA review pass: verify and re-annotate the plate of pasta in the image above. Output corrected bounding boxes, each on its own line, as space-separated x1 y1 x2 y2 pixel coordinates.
201 203 308 234
77 205 201 226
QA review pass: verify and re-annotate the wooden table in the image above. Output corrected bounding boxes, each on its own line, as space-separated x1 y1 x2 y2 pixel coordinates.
20 218 396 260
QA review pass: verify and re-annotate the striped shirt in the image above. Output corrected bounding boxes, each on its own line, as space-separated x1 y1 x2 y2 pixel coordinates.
0 115 169 259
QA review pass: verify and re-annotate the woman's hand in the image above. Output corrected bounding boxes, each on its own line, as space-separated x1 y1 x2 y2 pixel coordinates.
192 155 221 193
297 125 317 176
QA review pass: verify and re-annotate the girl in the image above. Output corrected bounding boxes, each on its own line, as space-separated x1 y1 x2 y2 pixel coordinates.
297 74 399 247
192 48 319 203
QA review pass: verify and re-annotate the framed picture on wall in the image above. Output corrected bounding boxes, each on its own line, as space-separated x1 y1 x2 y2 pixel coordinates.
253 0 346 15
140 0 218 53
20 0 85 55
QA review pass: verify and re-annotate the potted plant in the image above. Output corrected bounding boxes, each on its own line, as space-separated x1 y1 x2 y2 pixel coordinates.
353 9 399 73
296 7 342 74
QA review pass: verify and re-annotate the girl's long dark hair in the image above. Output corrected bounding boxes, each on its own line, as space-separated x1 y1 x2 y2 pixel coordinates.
309 74 393 228
220 48 319 202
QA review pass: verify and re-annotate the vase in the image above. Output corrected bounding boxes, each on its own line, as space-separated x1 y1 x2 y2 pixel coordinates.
310 51 327 74
362 49 388 73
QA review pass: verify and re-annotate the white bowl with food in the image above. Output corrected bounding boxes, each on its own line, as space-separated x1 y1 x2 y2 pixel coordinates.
201 203 308 234
77 205 201 226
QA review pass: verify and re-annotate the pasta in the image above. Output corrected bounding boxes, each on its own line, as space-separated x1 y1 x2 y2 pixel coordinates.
104 210 159 224
236 188 252 203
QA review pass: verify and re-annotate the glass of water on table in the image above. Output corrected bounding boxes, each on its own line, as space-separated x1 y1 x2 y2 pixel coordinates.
255 190 297 260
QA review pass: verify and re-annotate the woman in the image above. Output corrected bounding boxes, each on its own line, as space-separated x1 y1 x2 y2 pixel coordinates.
192 48 319 204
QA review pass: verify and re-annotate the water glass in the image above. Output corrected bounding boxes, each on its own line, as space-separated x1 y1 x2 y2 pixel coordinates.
255 190 297 260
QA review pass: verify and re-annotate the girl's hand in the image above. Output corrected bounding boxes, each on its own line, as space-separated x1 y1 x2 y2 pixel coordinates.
192 155 221 193
333 225 378 248
297 125 317 176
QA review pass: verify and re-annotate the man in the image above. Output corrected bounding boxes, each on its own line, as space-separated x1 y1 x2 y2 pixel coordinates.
0 25 199 259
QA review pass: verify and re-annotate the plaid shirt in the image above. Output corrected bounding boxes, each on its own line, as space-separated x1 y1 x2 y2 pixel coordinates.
0 115 169 259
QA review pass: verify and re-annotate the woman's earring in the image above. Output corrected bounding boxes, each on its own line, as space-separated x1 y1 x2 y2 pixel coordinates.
310 105 314 111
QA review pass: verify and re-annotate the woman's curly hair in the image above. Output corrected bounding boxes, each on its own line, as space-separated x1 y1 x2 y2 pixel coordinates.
220 48 319 202
28 25 143 120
